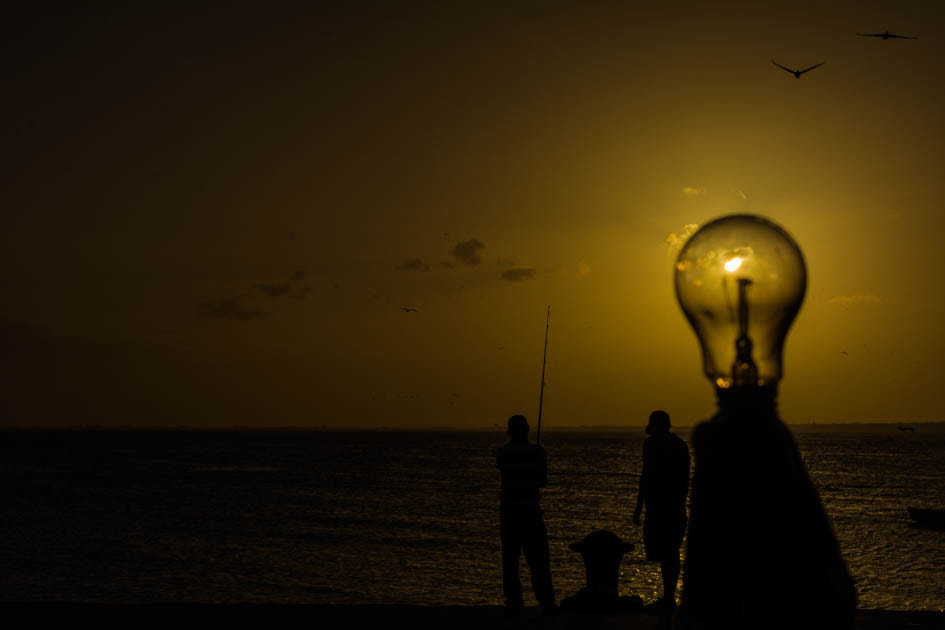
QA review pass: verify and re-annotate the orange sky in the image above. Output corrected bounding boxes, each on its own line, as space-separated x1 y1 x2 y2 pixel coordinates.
3 2 944 427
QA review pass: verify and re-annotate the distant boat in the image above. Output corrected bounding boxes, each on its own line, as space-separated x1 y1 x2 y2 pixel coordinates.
908 507 945 530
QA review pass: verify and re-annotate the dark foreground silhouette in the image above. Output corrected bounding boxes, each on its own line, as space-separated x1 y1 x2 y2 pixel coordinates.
633 410 690 612
680 386 857 629
495 415 555 614
908 506 945 530
562 530 642 613
0 605 941 629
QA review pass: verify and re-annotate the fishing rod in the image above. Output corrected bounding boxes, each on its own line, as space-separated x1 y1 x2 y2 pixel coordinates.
536 305 550 446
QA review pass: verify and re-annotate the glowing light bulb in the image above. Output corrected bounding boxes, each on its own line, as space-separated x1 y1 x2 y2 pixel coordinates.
674 214 806 389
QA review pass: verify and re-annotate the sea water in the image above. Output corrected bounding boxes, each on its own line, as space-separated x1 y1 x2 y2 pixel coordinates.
1 428 943 609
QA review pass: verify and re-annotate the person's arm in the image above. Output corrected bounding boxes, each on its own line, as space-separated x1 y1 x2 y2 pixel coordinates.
634 442 648 525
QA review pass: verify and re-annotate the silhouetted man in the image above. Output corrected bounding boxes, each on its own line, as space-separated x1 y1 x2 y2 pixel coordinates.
633 410 690 612
495 414 556 615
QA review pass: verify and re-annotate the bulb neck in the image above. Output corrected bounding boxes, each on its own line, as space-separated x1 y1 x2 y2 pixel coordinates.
715 384 778 423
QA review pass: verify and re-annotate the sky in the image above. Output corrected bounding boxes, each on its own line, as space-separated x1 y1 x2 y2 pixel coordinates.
3 1 944 428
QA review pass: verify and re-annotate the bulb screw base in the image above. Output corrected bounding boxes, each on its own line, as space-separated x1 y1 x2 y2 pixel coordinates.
715 384 778 423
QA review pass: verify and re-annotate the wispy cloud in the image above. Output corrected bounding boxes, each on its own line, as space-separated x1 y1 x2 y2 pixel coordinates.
255 284 291 297
665 223 700 253
682 186 706 196
829 294 883 307
451 238 485 265
501 268 535 282
255 271 313 299
200 297 266 320
395 258 430 271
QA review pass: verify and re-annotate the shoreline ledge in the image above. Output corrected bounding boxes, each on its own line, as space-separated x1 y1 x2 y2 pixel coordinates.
0 605 941 628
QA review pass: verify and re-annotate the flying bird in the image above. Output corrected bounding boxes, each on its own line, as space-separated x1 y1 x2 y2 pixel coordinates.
857 30 916 40
401 306 418 312
772 60 825 79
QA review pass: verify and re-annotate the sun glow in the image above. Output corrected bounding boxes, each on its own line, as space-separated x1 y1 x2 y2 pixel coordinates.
724 257 743 272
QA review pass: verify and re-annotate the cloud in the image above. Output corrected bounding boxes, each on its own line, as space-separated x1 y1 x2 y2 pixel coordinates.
576 261 591 276
665 223 700 253
396 258 430 271
439 261 455 268
829 294 883 307
258 272 314 299
501 268 535 282
252 271 315 300
255 283 291 297
200 297 266 320
682 186 706 196
451 238 485 265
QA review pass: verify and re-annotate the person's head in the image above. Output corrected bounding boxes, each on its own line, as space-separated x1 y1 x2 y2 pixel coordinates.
645 410 671 435
507 414 530 440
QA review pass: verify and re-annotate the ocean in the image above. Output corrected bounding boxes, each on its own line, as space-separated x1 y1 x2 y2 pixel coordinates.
1 428 943 609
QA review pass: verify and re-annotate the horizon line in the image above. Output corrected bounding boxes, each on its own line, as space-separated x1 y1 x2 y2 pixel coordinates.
2 420 943 431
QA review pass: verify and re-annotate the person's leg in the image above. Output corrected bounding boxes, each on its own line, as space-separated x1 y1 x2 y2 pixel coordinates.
521 510 555 609
644 516 679 611
500 510 523 611
661 551 681 604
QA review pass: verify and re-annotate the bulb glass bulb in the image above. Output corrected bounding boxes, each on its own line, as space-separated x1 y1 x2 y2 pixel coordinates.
675 214 806 389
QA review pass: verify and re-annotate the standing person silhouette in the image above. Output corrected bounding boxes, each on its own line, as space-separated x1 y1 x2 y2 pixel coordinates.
633 410 690 612
495 414 556 616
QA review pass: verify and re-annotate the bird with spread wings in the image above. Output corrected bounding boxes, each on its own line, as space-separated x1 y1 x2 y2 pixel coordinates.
857 30 916 40
772 60 825 79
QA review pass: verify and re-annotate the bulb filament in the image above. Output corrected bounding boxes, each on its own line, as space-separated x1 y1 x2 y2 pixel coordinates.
732 278 759 387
